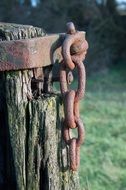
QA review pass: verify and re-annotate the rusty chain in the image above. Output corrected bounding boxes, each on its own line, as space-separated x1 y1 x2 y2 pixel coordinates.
60 22 88 171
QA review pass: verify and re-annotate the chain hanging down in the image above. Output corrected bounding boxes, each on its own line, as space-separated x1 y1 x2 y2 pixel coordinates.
60 22 88 171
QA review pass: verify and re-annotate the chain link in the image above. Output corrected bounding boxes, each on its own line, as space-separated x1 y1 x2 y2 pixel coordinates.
60 22 88 171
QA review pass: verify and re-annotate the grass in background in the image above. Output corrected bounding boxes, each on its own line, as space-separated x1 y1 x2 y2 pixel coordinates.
79 65 126 190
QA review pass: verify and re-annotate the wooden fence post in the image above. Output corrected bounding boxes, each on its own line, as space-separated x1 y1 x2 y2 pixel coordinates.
0 23 80 190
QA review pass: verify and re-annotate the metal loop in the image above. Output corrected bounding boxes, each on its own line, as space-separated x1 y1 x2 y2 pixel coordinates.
69 138 80 171
62 32 87 70
76 119 85 147
63 125 70 145
63 118 85 147
59 61 68 94
64 90 76 129
66 22 76 34
60 60 86 102
74 60 86 102
69 138 77 171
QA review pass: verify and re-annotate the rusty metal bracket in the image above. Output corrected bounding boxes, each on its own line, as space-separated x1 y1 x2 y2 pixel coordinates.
0 32 85 72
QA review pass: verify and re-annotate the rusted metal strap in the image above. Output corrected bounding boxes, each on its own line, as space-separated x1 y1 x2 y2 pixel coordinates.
0 32 85 71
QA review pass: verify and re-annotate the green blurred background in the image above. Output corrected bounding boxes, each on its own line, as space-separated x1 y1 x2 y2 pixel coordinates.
0 0 126 189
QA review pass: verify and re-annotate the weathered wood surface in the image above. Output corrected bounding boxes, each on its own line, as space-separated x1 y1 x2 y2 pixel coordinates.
0 23 80 190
